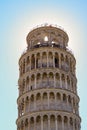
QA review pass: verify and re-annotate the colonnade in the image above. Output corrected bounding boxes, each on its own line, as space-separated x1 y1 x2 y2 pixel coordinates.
18 90 79 117
19 71 76 96
17 114 80 130
19 50 75 76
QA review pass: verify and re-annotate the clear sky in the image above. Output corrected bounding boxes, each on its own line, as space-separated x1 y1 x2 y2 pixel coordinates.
0 0 87 130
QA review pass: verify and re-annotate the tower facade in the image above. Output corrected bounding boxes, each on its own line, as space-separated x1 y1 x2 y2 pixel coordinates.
17 25 81 130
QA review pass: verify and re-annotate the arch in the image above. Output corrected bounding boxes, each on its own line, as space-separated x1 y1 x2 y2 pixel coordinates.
25 118 28 126
43 115 48 130
56 92 61 100
50 115 55 130
42 52 47 67
49 72 54 87
26 76 29 85
23 59 25 74
64 116 68 123
31 54 35 69
36 116 41 130
44 36 48 41
49 92 55 99
55 52 59 68
37 73 41 88
55 73 60 88
67 75 70 89
36 53 41 68
42 73 47 87
64 116 68 130
22 79 25 93
30 94 34 111
61 74 65 88
25 96 29 113
36 93 41 101
21 120 24 130
68 95 71 104
30 117 34 130
57 115 62 130
63 94 67 102
43 92 47 100
43 92 48 107
48 52 53 67
26 56 30 65
70 117 73 130
49 92 55 108
31 74 35 89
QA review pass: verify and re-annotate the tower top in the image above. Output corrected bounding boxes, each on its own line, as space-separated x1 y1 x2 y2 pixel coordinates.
26 24 69 49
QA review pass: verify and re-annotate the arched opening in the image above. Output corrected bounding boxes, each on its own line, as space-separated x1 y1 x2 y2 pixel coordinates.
37 73 41 88
30 117 34 130
36 53 40 68
61 74 65 89
36 116 41 130
42 52 47 67
67 76 70 90
55 73 60 88
43 115 48 130
49 72 54 87
70 117 73 130
65 55 69 71
42 73 47 87
55 53 59 68
50 115 55 130
57 115 62 130
25 118 28 130
63 94 67 102
26 76 29 91
31 54 35 69
26 56 30 65
21 120 24 130
64 116 68 130
36 93 41 109
25 96 29 113
44 36 48 42
30 95 34 111
49 92 55 108
23 59 25 74
43 92 48 108
48 52 53 67
31 74 35 89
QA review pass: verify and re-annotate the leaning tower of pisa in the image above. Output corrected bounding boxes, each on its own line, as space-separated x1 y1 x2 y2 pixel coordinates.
17 24 81 130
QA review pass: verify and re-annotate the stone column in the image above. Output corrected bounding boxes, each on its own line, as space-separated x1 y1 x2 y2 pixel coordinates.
34 96 36 110
24 100 26 114
48 116 50 130
29 76 31 90
34 117 36 130
55 117 58 130
35 54 36 69
54 74 56 88
68 119 70 130
28 119 30 130
73 120 75 130
30 55 31 70
59 53 61 69
41 53 42 68
48 93 49 108
47 52 49 67
35 75 36 89
60 74 62 88
41 117 43 130
65 76 67 89
53 53 55 68
62 118 64 130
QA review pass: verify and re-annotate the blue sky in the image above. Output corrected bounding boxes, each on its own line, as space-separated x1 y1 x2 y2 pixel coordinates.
0 0 87 130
